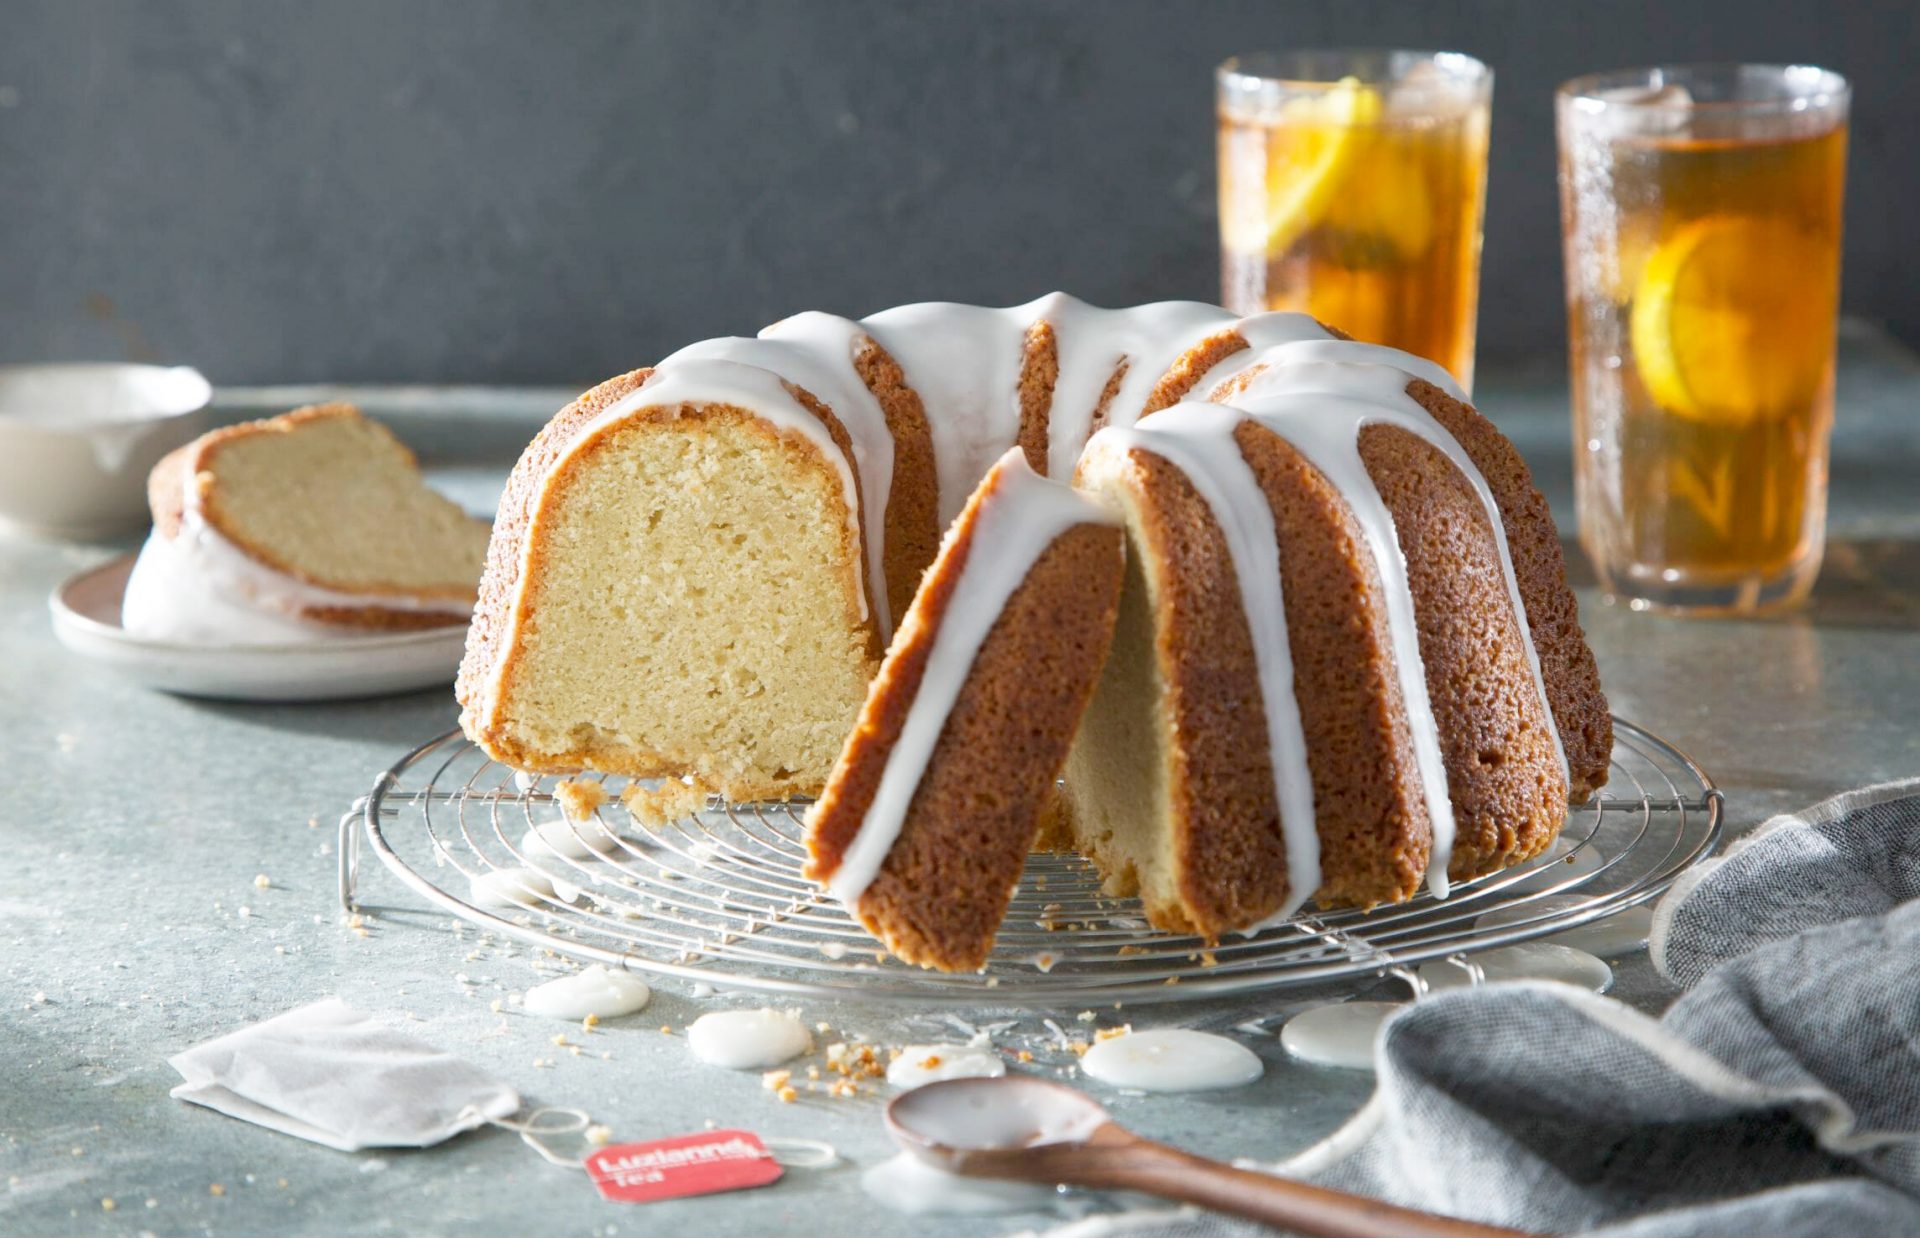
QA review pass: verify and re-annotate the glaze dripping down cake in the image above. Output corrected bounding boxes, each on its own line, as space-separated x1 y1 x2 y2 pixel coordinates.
457 294 1611 969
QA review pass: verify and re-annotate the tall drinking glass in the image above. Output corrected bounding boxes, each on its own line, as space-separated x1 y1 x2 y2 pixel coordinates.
1217 50 1492 390
1557 65 1849 614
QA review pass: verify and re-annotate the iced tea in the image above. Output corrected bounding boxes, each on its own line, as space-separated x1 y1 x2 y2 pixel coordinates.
1218 51 1491 389
1558 65 1849 613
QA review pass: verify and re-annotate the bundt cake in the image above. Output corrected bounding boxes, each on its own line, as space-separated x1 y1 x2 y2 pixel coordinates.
124 403 489 642
457 294 1610 966
802 449 1125 971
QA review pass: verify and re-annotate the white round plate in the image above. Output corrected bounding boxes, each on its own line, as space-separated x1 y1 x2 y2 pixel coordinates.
50 554 468 702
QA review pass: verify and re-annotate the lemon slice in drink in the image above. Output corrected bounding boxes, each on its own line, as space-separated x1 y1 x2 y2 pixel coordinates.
1311 135 1434 266
1629 215 1835 426
1260 77 1382 256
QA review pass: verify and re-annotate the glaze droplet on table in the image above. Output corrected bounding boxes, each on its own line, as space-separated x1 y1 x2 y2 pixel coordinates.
685 1008 813 1069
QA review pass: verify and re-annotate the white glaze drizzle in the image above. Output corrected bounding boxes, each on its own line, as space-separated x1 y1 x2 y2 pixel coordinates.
1082 406 1321 917
859 295 1325 522
824 448 1120 905
663 316 897 637
859 299 1040 525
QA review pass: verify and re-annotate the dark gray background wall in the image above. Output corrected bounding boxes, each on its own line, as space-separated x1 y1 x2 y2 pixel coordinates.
1 1 1908 385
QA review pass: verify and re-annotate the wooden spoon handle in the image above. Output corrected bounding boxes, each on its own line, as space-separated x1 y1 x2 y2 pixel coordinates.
1051 1134 1534 1238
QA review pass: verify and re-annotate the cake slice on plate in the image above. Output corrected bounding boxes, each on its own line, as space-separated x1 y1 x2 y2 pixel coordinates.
122 403 488 642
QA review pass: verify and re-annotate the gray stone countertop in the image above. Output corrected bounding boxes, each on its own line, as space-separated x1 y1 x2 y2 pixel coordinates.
5 324 1919 1236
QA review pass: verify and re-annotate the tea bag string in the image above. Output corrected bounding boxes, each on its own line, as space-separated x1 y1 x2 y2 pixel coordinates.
483 1105 594 1169
465 1106 838 1170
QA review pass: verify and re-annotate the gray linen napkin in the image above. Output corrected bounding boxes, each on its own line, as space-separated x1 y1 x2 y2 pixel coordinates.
1030 778 1920 1237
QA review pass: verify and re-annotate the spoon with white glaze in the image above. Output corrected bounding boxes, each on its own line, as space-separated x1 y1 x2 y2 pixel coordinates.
885 1076 1532 1238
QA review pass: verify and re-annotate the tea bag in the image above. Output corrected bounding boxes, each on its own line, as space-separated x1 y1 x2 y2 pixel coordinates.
169 998 520 1152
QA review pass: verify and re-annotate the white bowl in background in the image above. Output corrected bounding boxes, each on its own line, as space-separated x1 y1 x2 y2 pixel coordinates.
0 363 213 539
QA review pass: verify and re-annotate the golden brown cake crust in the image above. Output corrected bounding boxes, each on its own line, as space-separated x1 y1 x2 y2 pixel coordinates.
1019 321 1059 475
1144 330 1248 416
1023 321 1130 470
805 463 1124 972
1358 423 1569 878
147 403 478 631
1081 360 1129 444
1403 379 1613 799
851 336 941 627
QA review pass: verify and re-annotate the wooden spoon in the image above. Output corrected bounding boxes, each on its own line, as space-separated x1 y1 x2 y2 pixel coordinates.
884 1076 1533 1238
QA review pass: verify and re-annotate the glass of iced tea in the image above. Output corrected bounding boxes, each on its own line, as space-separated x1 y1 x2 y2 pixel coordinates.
1217 50 1492 390
1558 64 1849 615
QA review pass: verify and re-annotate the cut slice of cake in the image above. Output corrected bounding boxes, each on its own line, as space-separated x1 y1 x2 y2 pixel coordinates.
803 449 1125 972
123 403 489 642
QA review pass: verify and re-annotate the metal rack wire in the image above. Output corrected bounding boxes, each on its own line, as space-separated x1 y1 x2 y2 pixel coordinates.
340 717 1721 1006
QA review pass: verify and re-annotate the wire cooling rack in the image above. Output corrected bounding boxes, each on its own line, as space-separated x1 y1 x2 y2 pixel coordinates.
340 718 1720 1006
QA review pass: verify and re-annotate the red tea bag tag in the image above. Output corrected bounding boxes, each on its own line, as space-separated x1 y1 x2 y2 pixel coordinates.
585 1129 784 1204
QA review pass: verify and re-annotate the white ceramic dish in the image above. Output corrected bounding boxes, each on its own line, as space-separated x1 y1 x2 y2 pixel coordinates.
0 363 214 539
50 554 468 702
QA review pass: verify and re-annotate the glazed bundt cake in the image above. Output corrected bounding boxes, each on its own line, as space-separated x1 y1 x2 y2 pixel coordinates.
457 293 1610 967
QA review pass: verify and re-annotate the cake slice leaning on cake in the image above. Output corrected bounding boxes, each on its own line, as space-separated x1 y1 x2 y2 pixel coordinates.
122 403 490 642
803 449 1125 972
